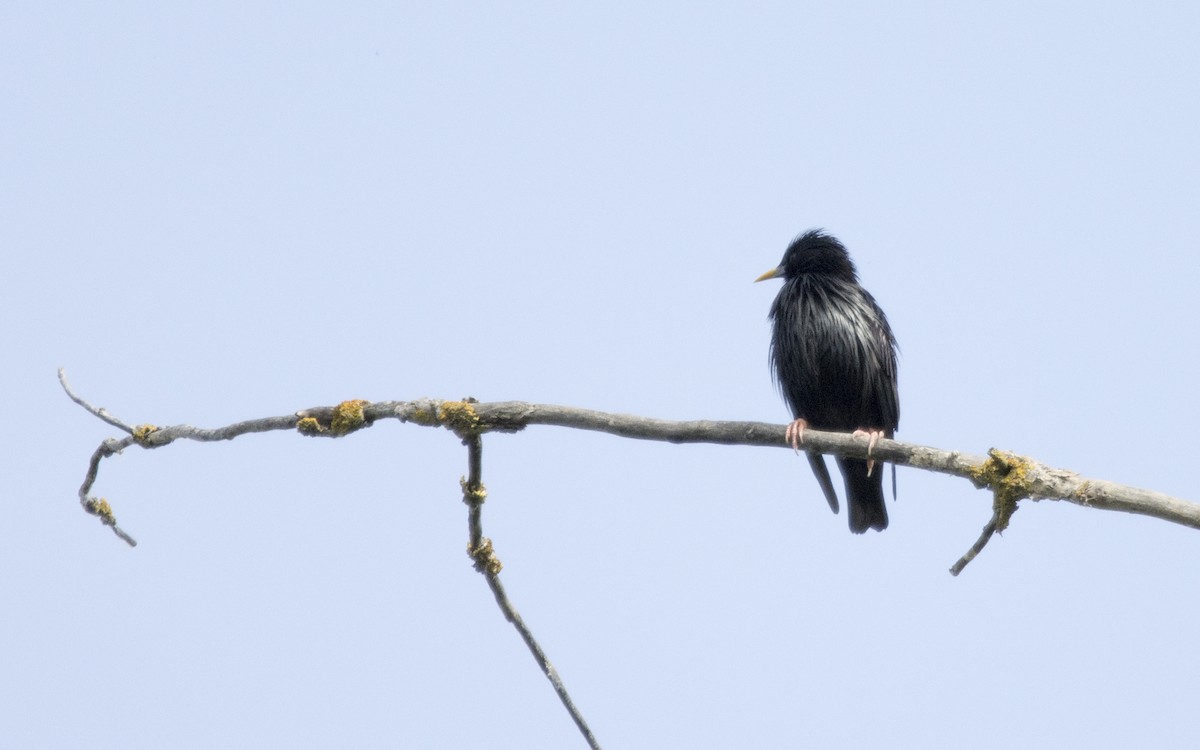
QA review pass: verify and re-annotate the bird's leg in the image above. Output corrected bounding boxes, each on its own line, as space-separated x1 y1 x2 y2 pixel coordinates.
852 428 885 476
785 418 809 454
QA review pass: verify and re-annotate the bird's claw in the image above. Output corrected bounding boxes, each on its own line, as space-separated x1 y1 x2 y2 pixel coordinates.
853 428 885 476
785 418 808 454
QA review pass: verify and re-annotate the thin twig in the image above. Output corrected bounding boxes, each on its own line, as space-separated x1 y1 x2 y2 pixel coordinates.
75 436 139 546
462 435 601 749
949 515 1000 576
58 368 134 433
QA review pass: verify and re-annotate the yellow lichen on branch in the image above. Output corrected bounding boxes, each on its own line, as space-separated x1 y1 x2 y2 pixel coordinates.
330 399 370 435
438 399 480 437
460 476 488 504
970 449 1035 532
296 399 372 436
296 416 324 435
468 537 503 574
132 424 159 445
85 497 117 526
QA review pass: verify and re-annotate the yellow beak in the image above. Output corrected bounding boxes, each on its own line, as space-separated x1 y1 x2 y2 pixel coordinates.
754 267 782 283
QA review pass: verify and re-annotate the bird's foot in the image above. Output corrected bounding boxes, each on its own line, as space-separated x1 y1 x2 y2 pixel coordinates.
785 418 809 454
853 428 885 476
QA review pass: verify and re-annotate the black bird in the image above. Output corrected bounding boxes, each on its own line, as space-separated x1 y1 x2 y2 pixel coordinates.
756 230 899 533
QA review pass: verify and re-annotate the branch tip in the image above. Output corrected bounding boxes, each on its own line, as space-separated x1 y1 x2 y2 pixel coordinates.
58 368 134 433
949 515 1001 576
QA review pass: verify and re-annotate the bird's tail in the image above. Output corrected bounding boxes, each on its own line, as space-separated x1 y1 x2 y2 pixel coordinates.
806 453 839 514
837 456 889 533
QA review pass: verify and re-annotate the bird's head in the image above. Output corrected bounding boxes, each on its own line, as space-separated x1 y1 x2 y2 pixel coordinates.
755 229 858 283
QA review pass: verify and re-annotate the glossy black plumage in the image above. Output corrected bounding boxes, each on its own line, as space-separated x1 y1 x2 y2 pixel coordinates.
758 230 899 533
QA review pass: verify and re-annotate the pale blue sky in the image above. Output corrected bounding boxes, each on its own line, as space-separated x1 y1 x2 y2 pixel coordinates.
5 3 1199 748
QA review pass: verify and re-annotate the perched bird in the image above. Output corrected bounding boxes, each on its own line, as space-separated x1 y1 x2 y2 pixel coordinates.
756 230 899 533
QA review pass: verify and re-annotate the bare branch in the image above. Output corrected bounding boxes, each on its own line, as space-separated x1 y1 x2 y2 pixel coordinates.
461 433 601 749
60 380 1200 570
